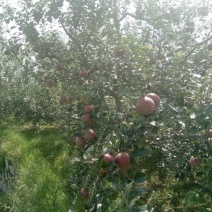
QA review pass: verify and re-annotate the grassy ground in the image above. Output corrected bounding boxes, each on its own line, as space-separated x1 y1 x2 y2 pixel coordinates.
0 121 76 212
0 121 212 212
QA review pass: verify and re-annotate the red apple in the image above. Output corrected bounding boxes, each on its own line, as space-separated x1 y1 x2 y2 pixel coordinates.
84 129 96 141
104 154 114 163
75 137 85 148
80 70 89 79
80 188 89 199
46 78 54 87
84 105 93 114
145 93 161 109
81 114 90 123
189 157 200 168
114 152 130 169
136 96 155 115
59 95 66 104
56 62 65 71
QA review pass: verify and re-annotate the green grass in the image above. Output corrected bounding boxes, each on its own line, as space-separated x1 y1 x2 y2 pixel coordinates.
0 122 76 212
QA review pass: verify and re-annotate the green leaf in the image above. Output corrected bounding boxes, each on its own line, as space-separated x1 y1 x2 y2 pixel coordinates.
131 148 149 158
111 179 120 190
70 184 79 190
4 50 11 55
124 181 134 199
132 187 147 196
117 85 128 98
120 123 127 134
70 157 80 163
134 172 146 183
150 121 156 126
131 204 154 212
167 103 181 112
190 113 196 119
129 196 141 208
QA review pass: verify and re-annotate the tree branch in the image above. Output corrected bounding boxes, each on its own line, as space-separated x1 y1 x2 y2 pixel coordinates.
112 0 120 31
180 36 212 64
60 20 86 62
119 12 158 22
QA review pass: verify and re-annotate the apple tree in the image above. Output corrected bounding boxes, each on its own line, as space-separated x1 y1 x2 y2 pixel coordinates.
0 0 212 210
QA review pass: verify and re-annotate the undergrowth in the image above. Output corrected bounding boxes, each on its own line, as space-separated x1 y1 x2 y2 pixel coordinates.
0 121 76 212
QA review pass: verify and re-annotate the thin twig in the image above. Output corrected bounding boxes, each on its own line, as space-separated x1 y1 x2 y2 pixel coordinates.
180 36 212 64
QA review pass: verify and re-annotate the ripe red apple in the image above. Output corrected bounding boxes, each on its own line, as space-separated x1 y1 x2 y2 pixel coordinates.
84 105 93 114
75 137 85 148
80 188 89 199
104 153 114 163
66 95 73 103
59 95 66 104
208 44 212 51
84 129 96 141
56 62 65 71
81 114 90 123
46 78 54 87
136 96 155 115
145 93 161 109
80 70 89 79
189 157 200 168
114 152 130 169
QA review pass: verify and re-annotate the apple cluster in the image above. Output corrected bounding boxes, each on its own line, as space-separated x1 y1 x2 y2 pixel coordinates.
75 104 96 149
136 93 161 115
103 152 130 169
